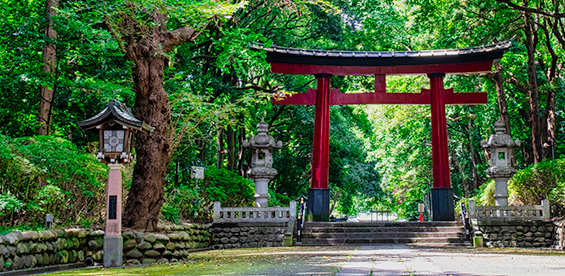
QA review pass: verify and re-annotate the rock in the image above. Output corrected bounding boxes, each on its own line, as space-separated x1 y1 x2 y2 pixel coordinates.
168 233 181 241
123 239 137 251
4 257 12 270
88 239 103 250
155 234 170 242
4 233 19 245
179 232 189 241
60 250 69 263
175 242 185 249
534 232 545 237
530 226 537 232
220 237 229 244
153 243 166 251
524 232 533 237
78 250 85 262
127 259 141 266
0 256 3 271
173 250 183 258
239 237 248 243
229 237 239 244
145 250 161 258
134 232 144 243
166 242 175 251
137 241 152 250
45 243 53 252
142 258 156 265
157 258 169 264
545 232 552 238
162 250 173 257
54 229 67 238
0 246 8 258
6 246 15 257
125 249 143 259
122 232 135 240
77 230 87 239
22 231 38 241
231 228 240 233
89 230 105 237
92 250 104 261
143 234 156 244
71 237 80 249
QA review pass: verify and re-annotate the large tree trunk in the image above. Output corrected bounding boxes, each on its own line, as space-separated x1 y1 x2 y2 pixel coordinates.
113 10 197 231
123 51 170 231
38 0 58 135
523 7 543 164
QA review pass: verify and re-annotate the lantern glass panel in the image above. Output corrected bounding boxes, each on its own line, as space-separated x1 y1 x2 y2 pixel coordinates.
104 130 125 152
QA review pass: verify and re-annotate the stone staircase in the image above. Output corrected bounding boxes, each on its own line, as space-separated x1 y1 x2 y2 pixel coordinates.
300 221 467 245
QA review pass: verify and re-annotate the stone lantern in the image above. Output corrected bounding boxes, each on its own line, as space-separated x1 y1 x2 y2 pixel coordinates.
243 119 282 207
480 119 520 206
78 99 153 267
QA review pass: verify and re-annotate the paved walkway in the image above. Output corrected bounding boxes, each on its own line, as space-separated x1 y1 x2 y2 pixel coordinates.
335 244 565 276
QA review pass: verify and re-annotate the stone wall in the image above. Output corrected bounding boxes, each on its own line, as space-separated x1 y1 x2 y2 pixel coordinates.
473 221 555 248
0 223 210 272
211 222 288 249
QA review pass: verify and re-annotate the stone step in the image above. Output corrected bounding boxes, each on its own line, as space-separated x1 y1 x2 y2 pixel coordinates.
303 226 464 233
304 222 461 228
301 237 466 245
299 222 467 245
303 231 465 239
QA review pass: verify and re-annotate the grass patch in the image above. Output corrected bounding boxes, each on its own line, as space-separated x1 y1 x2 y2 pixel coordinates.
47 246 348 275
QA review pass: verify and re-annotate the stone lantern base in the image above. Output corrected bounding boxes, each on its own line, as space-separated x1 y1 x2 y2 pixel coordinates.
307 188 330 221
430 188 455 221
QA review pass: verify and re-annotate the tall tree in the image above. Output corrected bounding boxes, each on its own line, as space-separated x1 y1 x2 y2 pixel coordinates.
104 3 200 231
38 0 58 135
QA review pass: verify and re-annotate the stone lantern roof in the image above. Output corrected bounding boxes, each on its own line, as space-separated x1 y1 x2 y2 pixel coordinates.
78 99 154 133
481 120 520 149
480 120 520 179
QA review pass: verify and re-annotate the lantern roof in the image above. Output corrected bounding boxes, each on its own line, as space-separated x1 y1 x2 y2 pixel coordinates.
251 40 513 75
78 99 154 133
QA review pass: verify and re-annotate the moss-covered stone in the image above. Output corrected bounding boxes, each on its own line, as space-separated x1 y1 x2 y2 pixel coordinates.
127 259 141 266
125 249 143 259
137 241 152 250
122 232 135 240
88 239 103 250
143 234 156 244
92 250 104 261
142 258 156 265
123 239 137 251
144 250 160 258
153 243 165 251
165 242 175 251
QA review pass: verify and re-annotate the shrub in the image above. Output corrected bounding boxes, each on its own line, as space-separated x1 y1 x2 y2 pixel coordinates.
0 135 107 227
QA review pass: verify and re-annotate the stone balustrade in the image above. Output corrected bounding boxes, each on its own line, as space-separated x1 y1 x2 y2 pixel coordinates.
213 201 296 223
468 199 550 221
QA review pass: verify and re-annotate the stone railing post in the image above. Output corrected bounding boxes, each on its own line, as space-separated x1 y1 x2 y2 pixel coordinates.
214 201 221 223
542 199 550 220
290 200 297 220
468 200 476 219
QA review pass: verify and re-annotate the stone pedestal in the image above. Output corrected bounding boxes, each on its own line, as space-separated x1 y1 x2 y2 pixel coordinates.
307 188 330 221
430 188 454 221
254 178 270 207
104 163 123 267
494 178 509 206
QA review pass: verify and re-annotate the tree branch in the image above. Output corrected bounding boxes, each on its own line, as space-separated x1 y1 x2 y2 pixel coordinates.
496 0 565 18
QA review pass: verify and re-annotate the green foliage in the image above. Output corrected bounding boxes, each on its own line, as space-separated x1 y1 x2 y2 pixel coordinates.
0 135 107 226
508 159 565 214
202 167 254 207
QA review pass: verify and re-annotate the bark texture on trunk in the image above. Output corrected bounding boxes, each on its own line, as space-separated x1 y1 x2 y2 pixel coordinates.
38 0 58 135
111 10 197 231
523 7 543 164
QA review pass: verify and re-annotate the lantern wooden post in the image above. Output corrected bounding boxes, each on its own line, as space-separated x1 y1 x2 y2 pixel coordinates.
79 99 153 267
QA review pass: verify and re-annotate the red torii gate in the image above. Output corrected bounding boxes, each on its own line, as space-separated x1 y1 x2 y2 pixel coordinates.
253 41 511 221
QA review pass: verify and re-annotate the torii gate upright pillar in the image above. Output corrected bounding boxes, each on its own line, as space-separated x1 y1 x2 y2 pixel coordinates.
429 73 454 221
307 74 331 221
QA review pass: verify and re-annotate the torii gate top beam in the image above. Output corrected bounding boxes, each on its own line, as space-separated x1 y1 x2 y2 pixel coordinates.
251 40 512 76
